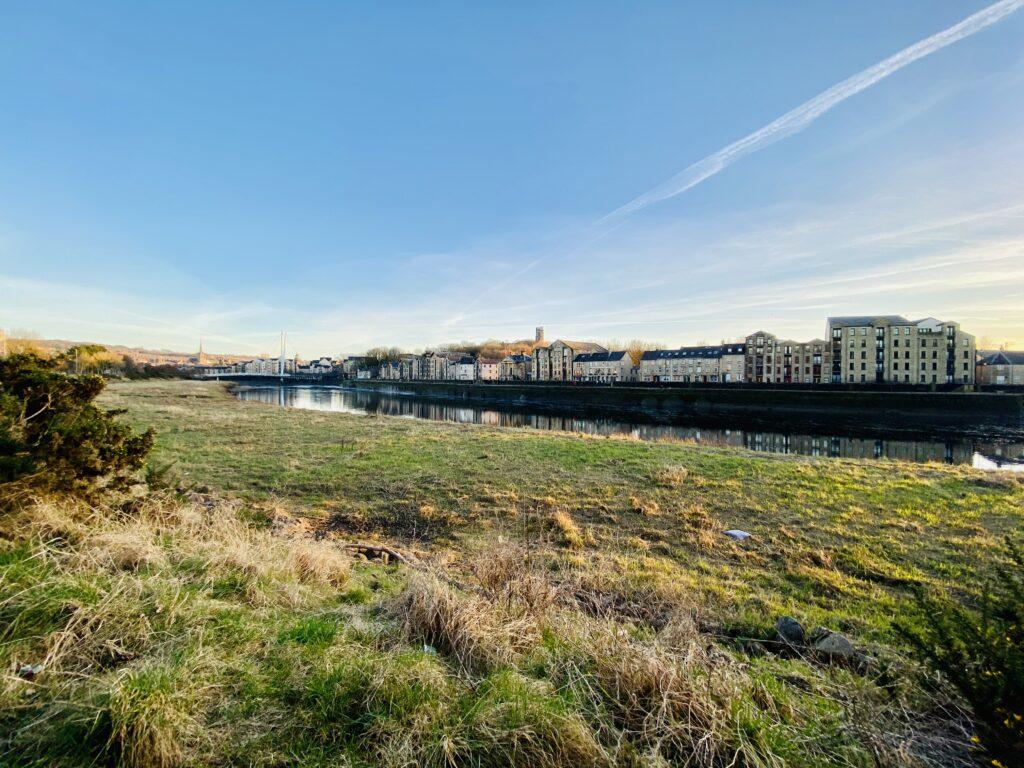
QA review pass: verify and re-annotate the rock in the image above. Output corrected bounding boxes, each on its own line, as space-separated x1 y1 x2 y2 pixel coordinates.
723 529 751 540
774 616 805 645
809 627 856 659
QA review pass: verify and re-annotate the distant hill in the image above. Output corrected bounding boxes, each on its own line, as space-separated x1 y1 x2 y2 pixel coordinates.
7 337 253 365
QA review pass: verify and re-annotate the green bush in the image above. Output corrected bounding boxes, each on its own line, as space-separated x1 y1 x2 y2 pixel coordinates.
0 352 154 498
897 537 1024 766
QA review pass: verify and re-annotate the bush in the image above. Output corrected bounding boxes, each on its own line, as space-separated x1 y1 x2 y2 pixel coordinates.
0 352 154 498
897 537 1024 765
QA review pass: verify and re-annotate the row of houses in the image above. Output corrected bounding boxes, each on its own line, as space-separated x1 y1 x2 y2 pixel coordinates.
365 315 1006 387
198 316 1023 388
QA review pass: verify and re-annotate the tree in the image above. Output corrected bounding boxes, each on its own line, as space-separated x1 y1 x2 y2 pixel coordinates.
0 353 154 501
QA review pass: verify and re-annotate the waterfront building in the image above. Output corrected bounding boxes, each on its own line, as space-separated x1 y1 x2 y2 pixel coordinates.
418 351 451 380
641 344 747 383
450 356 476 381
499 353 531 381
744 333 827 384
533 339 607 382
826 315 975 385
478 358 501 381
572 351 633 382
241 357 297 375
976 350 1024 386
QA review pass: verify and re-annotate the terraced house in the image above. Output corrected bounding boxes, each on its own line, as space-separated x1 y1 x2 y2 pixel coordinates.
641 344 747 383
744 333 828 384
533 339 607 381
572 351 633 382
827 315 975 385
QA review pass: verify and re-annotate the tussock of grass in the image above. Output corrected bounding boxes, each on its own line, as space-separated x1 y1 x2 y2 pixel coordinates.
549 509 585 550
396 570 543 673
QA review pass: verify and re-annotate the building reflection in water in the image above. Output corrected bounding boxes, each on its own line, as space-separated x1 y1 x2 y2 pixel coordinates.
234 385 1024 469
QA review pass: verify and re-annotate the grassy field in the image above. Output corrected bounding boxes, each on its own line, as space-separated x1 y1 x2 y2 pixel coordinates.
102 379 1023 639
2 378 1021 767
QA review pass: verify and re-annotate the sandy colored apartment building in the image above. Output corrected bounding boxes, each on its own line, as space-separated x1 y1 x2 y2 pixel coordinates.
827 315 975 385
533 340 607 382
744 333 828 384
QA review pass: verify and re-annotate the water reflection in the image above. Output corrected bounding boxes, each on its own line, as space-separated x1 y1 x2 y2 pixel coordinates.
234 385 1024 470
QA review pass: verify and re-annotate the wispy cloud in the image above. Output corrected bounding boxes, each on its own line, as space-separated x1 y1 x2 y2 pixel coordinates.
601 0 1024 223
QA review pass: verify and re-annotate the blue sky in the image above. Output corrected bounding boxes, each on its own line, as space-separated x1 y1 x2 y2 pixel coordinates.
2 1 1023 356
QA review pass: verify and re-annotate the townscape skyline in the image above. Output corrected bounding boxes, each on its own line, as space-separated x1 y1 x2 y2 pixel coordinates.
3 2 1024 353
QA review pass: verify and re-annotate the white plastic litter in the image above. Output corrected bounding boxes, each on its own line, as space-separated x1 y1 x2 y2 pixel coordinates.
723 529 751 540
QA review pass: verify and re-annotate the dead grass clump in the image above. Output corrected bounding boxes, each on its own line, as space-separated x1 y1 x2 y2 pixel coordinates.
629 496 660 517
650 466 689 489
676 502 720 550
288 539 350 588
553 617 748 767
549 509 585 550
563 574 690 631
396 571 541 673
470 545 559 615
90 530 168 572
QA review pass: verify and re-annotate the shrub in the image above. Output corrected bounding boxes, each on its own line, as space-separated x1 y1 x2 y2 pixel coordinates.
896 537 1024 765
0 352 154 499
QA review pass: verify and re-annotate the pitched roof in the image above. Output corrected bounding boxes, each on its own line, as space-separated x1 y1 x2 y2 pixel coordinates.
573 351 629 363
980 351 1024 366
502 354 531 362
827 315 910 328
554 340 607 352
641 344 746 361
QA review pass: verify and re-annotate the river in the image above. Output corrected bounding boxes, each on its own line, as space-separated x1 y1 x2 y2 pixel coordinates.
234 384 1024 470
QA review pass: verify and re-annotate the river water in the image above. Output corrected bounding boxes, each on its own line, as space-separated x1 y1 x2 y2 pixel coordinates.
234 384 1024 470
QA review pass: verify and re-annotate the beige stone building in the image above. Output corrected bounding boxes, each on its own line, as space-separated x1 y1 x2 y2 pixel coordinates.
418 351 452 380
641 344 746 383
532 339 607 382
826 315 975 385
745 333 828 384
499 353 531 381
976 350 1024 386
572 351 633 382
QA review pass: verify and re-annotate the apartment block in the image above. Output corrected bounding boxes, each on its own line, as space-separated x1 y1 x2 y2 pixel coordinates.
827 315 975 385
533 340 607 382
744 333 827 384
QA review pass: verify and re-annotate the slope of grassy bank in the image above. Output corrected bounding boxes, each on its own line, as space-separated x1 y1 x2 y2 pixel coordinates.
3 378 1020 766
101 380 1023 642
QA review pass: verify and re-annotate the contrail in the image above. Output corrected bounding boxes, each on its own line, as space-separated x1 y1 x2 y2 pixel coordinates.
601 0 1024 223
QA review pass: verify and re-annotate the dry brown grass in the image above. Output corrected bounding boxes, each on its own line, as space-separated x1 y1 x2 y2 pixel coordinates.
549 509 585 550
650 465 690 488
396 571 543 673
629 495 661 516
